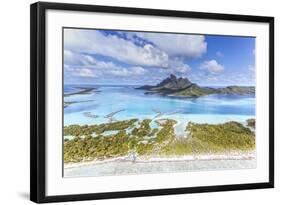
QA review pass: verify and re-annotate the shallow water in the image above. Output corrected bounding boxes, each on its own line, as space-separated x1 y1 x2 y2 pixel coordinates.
64 85 255 136
102 130 119 136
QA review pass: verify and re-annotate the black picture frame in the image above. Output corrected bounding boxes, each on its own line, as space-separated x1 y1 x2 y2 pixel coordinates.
30 1 274 203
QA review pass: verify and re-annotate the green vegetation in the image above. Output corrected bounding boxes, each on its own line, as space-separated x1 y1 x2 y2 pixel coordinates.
64 118 255 163
246 118 255 128
217 86 255 95
161 138 193 155
172 85 255 97
155 119 176 142
149 128 159 137
131 119 152 137
64 100 95 108
187 121 255 151
173 85 214 97
64 131 130 162
64 119 138 137
161 121 255 155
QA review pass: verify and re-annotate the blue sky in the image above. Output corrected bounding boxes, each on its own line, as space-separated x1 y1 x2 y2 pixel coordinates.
64 28 255 86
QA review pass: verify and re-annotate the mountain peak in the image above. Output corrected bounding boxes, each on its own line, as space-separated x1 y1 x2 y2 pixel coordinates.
169 74 177 81
155 74 192 90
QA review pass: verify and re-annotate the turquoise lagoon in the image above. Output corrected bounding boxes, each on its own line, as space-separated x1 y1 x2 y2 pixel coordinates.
64 85 255 135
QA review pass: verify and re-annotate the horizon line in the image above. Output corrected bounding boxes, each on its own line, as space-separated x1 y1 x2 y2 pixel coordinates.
64 83 256 87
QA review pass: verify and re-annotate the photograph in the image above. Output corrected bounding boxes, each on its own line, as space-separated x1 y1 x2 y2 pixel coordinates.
29 2 274 202
63 28 256 178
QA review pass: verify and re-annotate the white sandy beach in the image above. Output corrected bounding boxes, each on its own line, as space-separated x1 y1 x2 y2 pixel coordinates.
64 151 256 177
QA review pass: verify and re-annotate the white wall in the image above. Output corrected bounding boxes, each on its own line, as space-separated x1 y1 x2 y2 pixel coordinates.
0 0 279 204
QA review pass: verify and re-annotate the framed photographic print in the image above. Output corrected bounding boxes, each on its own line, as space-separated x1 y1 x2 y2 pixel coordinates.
30 2 274 203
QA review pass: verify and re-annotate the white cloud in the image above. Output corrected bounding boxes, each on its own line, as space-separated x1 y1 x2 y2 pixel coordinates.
108 66 146 77
64 50 98 66
168 58 191 74
131 66 146 75
64 50 147 78
200 60 224 74
132 32 207 58
64 29 169 67
73 68 96 77
207 76 218 81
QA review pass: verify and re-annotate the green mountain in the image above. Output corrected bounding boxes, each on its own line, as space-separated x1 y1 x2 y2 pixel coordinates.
137 74 255 97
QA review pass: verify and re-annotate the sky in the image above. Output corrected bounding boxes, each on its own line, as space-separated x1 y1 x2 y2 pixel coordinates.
64 28 255 86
